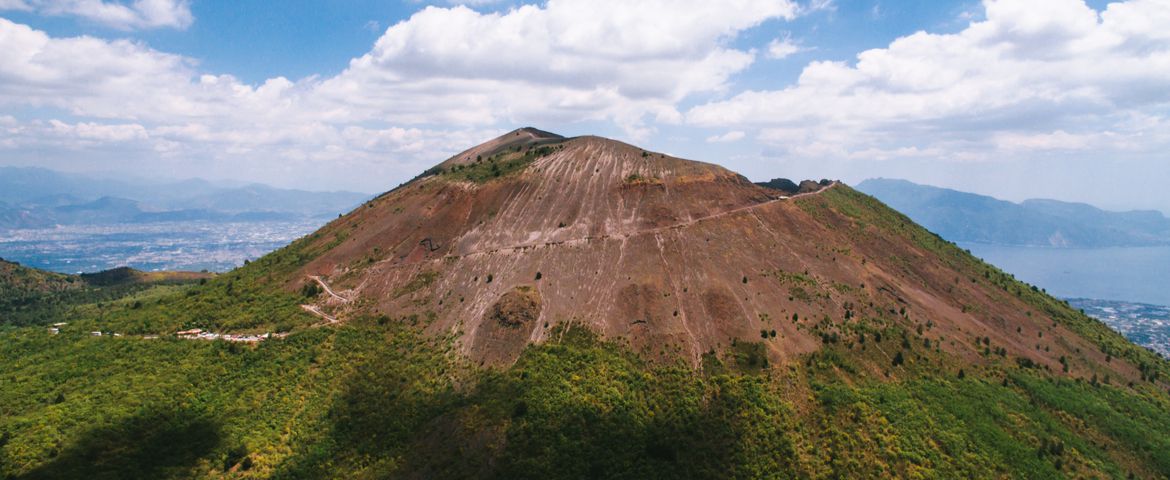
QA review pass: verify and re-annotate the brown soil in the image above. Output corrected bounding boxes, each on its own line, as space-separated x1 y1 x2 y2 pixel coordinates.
285 129 1150 385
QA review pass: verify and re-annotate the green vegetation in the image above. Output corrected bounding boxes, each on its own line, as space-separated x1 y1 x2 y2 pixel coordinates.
92 263 311 335
624 173 663 185
0 260 208 327
440 144 563 183
3 307 1169 479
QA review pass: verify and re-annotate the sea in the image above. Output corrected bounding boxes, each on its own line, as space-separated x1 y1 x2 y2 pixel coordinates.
960 243 1170 307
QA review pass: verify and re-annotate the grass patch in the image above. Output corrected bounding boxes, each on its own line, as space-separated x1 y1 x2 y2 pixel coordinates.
440 144 563 183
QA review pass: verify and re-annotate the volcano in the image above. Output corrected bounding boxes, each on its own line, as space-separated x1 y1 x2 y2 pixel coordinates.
287 128 1136 379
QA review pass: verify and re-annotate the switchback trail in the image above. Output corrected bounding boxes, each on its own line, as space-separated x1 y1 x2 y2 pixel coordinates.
309 275 351 303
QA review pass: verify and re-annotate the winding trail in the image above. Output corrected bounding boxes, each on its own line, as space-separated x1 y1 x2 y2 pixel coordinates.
301 304 338 324
309 275 351 303
640 182 836 234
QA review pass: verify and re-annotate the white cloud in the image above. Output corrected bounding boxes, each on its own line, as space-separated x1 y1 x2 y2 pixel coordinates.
687 0 1170 165
318 0 799 135
706 130 746 143
766 35 801 59
0 18 201 118
0 0 800 189
1 1 802 129
0 0 193 30
48 119 148 142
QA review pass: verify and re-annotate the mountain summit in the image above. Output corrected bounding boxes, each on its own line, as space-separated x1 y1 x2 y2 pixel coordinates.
288 129 1137 378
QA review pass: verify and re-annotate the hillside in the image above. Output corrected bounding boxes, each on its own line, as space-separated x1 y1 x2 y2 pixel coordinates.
0 259 211 326
856 178 1170 247
1 130 1169 479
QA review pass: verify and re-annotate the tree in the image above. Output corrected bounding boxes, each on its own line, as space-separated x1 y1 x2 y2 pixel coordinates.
892 351 905 367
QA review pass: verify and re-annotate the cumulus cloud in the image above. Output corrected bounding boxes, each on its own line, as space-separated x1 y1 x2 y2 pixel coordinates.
0 18 201 118
2 0 802 127
0 0 193 30
688 0 1170 162
319 0 799 135
0 0 800 189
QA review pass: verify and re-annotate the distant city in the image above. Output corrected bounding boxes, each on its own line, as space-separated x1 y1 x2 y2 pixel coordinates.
0 220 321 273
1069 298 1170 359
0 166 362 273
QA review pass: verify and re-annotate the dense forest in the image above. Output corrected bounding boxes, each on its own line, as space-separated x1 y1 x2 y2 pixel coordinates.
2 307 1170 478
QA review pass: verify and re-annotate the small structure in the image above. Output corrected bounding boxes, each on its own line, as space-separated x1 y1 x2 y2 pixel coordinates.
90 331 102 337
52 322 67 327
176 328 203 337
48 328 59 335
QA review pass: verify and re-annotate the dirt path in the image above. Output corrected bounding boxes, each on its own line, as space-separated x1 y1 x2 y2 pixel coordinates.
645 181 837 235
300 304 339 324
309 275 351 303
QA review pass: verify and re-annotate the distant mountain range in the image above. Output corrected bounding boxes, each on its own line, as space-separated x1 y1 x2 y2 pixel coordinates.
857 178 1170 248
0 167 371 229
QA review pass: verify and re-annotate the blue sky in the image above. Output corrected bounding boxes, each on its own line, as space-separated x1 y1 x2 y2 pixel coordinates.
0 0 1167 213
1 1 984 84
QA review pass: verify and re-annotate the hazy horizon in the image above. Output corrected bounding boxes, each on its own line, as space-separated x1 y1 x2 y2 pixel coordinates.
5 162 1168 218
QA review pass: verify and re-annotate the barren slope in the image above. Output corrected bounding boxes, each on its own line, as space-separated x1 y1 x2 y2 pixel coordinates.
284 129 1159 385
